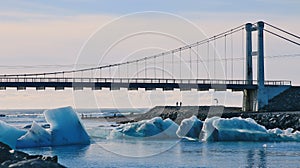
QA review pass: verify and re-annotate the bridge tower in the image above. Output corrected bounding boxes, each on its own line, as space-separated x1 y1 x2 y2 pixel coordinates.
243 21 268 111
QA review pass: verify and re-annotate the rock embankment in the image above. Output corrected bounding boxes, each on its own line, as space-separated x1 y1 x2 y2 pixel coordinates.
135 106 241 124
0 142 65 168
241 112 300 130
262 86 300 112
135 106 300 131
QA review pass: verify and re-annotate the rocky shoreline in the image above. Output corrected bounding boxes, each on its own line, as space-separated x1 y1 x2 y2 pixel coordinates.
134 106 300 131
81 106 300 131
0 142 65 168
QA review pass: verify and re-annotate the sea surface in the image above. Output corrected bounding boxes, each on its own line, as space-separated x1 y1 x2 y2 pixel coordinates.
0 109 299 168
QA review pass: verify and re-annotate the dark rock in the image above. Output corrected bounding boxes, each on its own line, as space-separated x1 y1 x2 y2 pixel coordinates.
242 112 300 130
1 160 17 167
8 158 65 168
42 155 58 162
26 155 43 160
0 142 12 163
0 142 66 168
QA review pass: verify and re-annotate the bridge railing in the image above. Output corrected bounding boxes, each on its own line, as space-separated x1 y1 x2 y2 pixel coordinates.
0 77 292 86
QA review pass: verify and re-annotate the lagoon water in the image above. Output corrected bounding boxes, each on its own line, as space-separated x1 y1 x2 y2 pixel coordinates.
1 109 299 167
21 140 300 168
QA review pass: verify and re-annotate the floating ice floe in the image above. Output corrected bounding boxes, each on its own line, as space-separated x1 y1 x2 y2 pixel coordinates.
2 106 300 149
108 117 179 139
44 106 90 146
108 116 300 142
16 121 51 148
267 128 300 141
176 115 203 140
0 106 90 148
0 120 26 148
201 117 300 142
202 117 269 141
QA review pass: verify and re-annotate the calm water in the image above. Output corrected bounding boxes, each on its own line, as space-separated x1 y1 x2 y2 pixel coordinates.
1 109 300 167
21 140 300 168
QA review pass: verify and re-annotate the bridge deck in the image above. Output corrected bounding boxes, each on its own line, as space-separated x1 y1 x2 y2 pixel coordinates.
0 77 291 91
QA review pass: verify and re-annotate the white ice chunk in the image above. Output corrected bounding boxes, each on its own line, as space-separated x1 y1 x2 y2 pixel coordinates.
16 121 51 148
162 118 180 138
176 115 203 139
0 120 26 148
44 106 90 146
202 117 269 141
201 117 220 141
213 117 268 141
109 117 178 139
268 128 300 141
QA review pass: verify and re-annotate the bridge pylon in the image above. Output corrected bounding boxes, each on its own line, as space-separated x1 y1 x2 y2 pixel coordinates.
243 21 289 111
243 23 255 111
243 21 268 111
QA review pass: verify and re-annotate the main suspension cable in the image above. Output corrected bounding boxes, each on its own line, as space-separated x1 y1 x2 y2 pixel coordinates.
264 29 300 46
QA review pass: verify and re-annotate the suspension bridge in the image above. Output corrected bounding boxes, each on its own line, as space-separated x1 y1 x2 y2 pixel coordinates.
0 21 299 111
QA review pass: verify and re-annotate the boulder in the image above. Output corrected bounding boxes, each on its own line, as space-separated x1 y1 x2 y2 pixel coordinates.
0 141 65 168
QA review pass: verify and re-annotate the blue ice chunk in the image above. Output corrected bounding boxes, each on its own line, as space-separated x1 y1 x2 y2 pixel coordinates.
0 120 26 148
177 115 203 139
44 106 90 146
16 121 51 148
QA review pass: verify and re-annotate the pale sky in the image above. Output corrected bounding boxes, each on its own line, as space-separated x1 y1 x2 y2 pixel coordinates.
0 0 299 109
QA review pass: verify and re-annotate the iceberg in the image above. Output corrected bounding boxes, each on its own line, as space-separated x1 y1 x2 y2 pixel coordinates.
44 106 90 146
176 116 203 139
2 105 300 148
0 120 26 148
201 117 220 141
202 117 269 141
200 117 300 142
109 117 178 139
268 128 300 141
0 106 90 149
16 121 51 148
108 116 300 142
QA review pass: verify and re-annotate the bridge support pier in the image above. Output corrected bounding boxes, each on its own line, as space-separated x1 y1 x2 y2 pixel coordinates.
243 89 257 111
